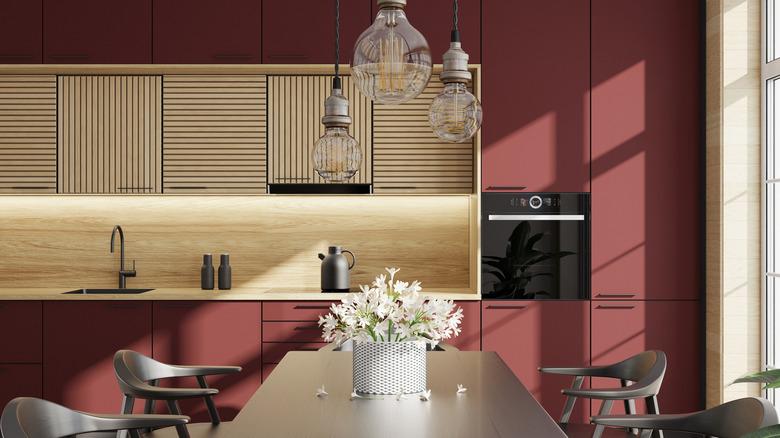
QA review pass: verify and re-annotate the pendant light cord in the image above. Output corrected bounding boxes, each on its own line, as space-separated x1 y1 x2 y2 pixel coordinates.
451 0 460 42
333 0 341 89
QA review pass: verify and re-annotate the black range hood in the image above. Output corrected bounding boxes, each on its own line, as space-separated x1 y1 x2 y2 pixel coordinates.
267 184 372 195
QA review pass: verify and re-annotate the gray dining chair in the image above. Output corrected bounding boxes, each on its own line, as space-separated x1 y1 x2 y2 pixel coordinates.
113 350 241 438
0 397 189 438
591 397 779 438
320 340 460 352
539 350 667 438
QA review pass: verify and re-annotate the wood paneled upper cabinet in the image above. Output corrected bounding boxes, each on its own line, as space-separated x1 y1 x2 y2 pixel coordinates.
0 76 57 194
373 75 476 194
263 0 369 64
0 0 42 63
482 0 590 193
591 301 701 414
591 0 700 301
58 76 162 194
163 75 267 193
371 0 481 64
154 0 261 63
43 0 151 63
267 75 372 185
43 301 152 413
482 301 591 423
152 302 261 422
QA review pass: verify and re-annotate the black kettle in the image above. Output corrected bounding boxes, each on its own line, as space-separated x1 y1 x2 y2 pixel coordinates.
318 246 356 292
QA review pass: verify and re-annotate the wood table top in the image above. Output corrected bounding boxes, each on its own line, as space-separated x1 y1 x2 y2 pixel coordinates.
147 351 567 438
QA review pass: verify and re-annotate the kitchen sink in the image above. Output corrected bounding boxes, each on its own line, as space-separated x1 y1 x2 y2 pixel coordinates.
63 288 155 295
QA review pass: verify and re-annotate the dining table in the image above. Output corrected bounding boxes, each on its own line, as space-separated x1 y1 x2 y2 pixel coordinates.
147 351 568 438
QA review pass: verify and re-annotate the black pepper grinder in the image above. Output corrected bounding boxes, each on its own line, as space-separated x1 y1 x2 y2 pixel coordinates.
201 254 214 290
218 253 232 290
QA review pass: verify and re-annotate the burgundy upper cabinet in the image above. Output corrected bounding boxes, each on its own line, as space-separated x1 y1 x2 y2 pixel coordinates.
43 0 151 63
154 0 261 63
591 0 700 301
371 0 481 64
152 302 262 422
43 302 152 413
482 301 590 423
482 1 590 193
0 0 42 63
263 0 369 64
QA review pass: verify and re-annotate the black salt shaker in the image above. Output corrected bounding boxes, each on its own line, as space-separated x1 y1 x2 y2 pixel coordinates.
218 253 232 290
201 254 214 290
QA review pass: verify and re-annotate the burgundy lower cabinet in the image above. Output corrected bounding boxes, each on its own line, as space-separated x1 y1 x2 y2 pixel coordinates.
591 300 701 415
0 301 42 363
0 364 42 409
0 0 42 63
261 301 335 382
152 301 262 422
482 301 591 423
451 301 481 351
43 301 152 413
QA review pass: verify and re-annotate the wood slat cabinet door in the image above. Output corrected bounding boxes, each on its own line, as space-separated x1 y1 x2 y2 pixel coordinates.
591 0 700 301
154 0 261 64
57 76 162 194
371 0 481 64
482 301 591 423
0 76 57 193
152 302 261 422
163 75 267 193
373 76 476 194
0 0 42 63
482 0 590 193
43 0 152 63
263 0 369 64
591 301 702 415
267 75 372 185
43 301 153 413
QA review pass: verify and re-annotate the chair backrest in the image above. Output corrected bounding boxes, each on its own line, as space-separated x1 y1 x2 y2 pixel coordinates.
114 350 179 396
1 397 190 438
678 397 778 438
593 351 667 394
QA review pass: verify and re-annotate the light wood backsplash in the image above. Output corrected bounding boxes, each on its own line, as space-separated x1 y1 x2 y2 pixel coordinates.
0 196 474 291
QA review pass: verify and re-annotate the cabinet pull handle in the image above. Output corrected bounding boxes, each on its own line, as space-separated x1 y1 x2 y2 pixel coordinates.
595 305 636 310
296 347 320 351
293 325 320 331
293 305 331 310
267 54 308 60
596 293 636 298
213 54 252 60
486 186 527 191
0 54 33 59
49 54 89 60
485 305 528 310
10 186 51 190
159 302 197 308
169 186 208 190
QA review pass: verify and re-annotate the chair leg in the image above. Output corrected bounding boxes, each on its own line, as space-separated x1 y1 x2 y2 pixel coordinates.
620 380 638 435
144 379 158 434
115 395 135 438
197 375 221 425
645 396 664 438
166 400 191 438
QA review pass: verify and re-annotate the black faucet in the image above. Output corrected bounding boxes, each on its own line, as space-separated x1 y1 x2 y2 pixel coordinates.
110 225 136 288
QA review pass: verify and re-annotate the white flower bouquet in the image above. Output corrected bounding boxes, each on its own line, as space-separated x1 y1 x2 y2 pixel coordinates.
318 267 464 347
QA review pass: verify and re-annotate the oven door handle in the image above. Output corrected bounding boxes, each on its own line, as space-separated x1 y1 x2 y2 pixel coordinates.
487 214 585 221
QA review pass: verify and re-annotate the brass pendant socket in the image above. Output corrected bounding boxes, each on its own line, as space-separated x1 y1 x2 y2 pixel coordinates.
440 41 472 84
322 88 352 128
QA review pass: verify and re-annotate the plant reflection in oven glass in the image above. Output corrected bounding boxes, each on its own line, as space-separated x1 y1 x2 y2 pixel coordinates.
482 221 575 299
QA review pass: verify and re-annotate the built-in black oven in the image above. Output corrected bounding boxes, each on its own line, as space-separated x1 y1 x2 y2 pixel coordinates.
481 193 590 300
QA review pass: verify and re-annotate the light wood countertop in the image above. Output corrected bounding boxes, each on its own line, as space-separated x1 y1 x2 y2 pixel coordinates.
0 288 481 301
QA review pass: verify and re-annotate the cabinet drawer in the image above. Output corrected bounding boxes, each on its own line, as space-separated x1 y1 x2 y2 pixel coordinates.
0 301 42 363
262 302 335 322
262 321 323 343
261 342 327 364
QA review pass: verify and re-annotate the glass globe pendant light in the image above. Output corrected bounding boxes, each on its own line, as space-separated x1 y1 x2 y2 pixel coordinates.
313 0 362 182
352 0 432 104
429 0 482 143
